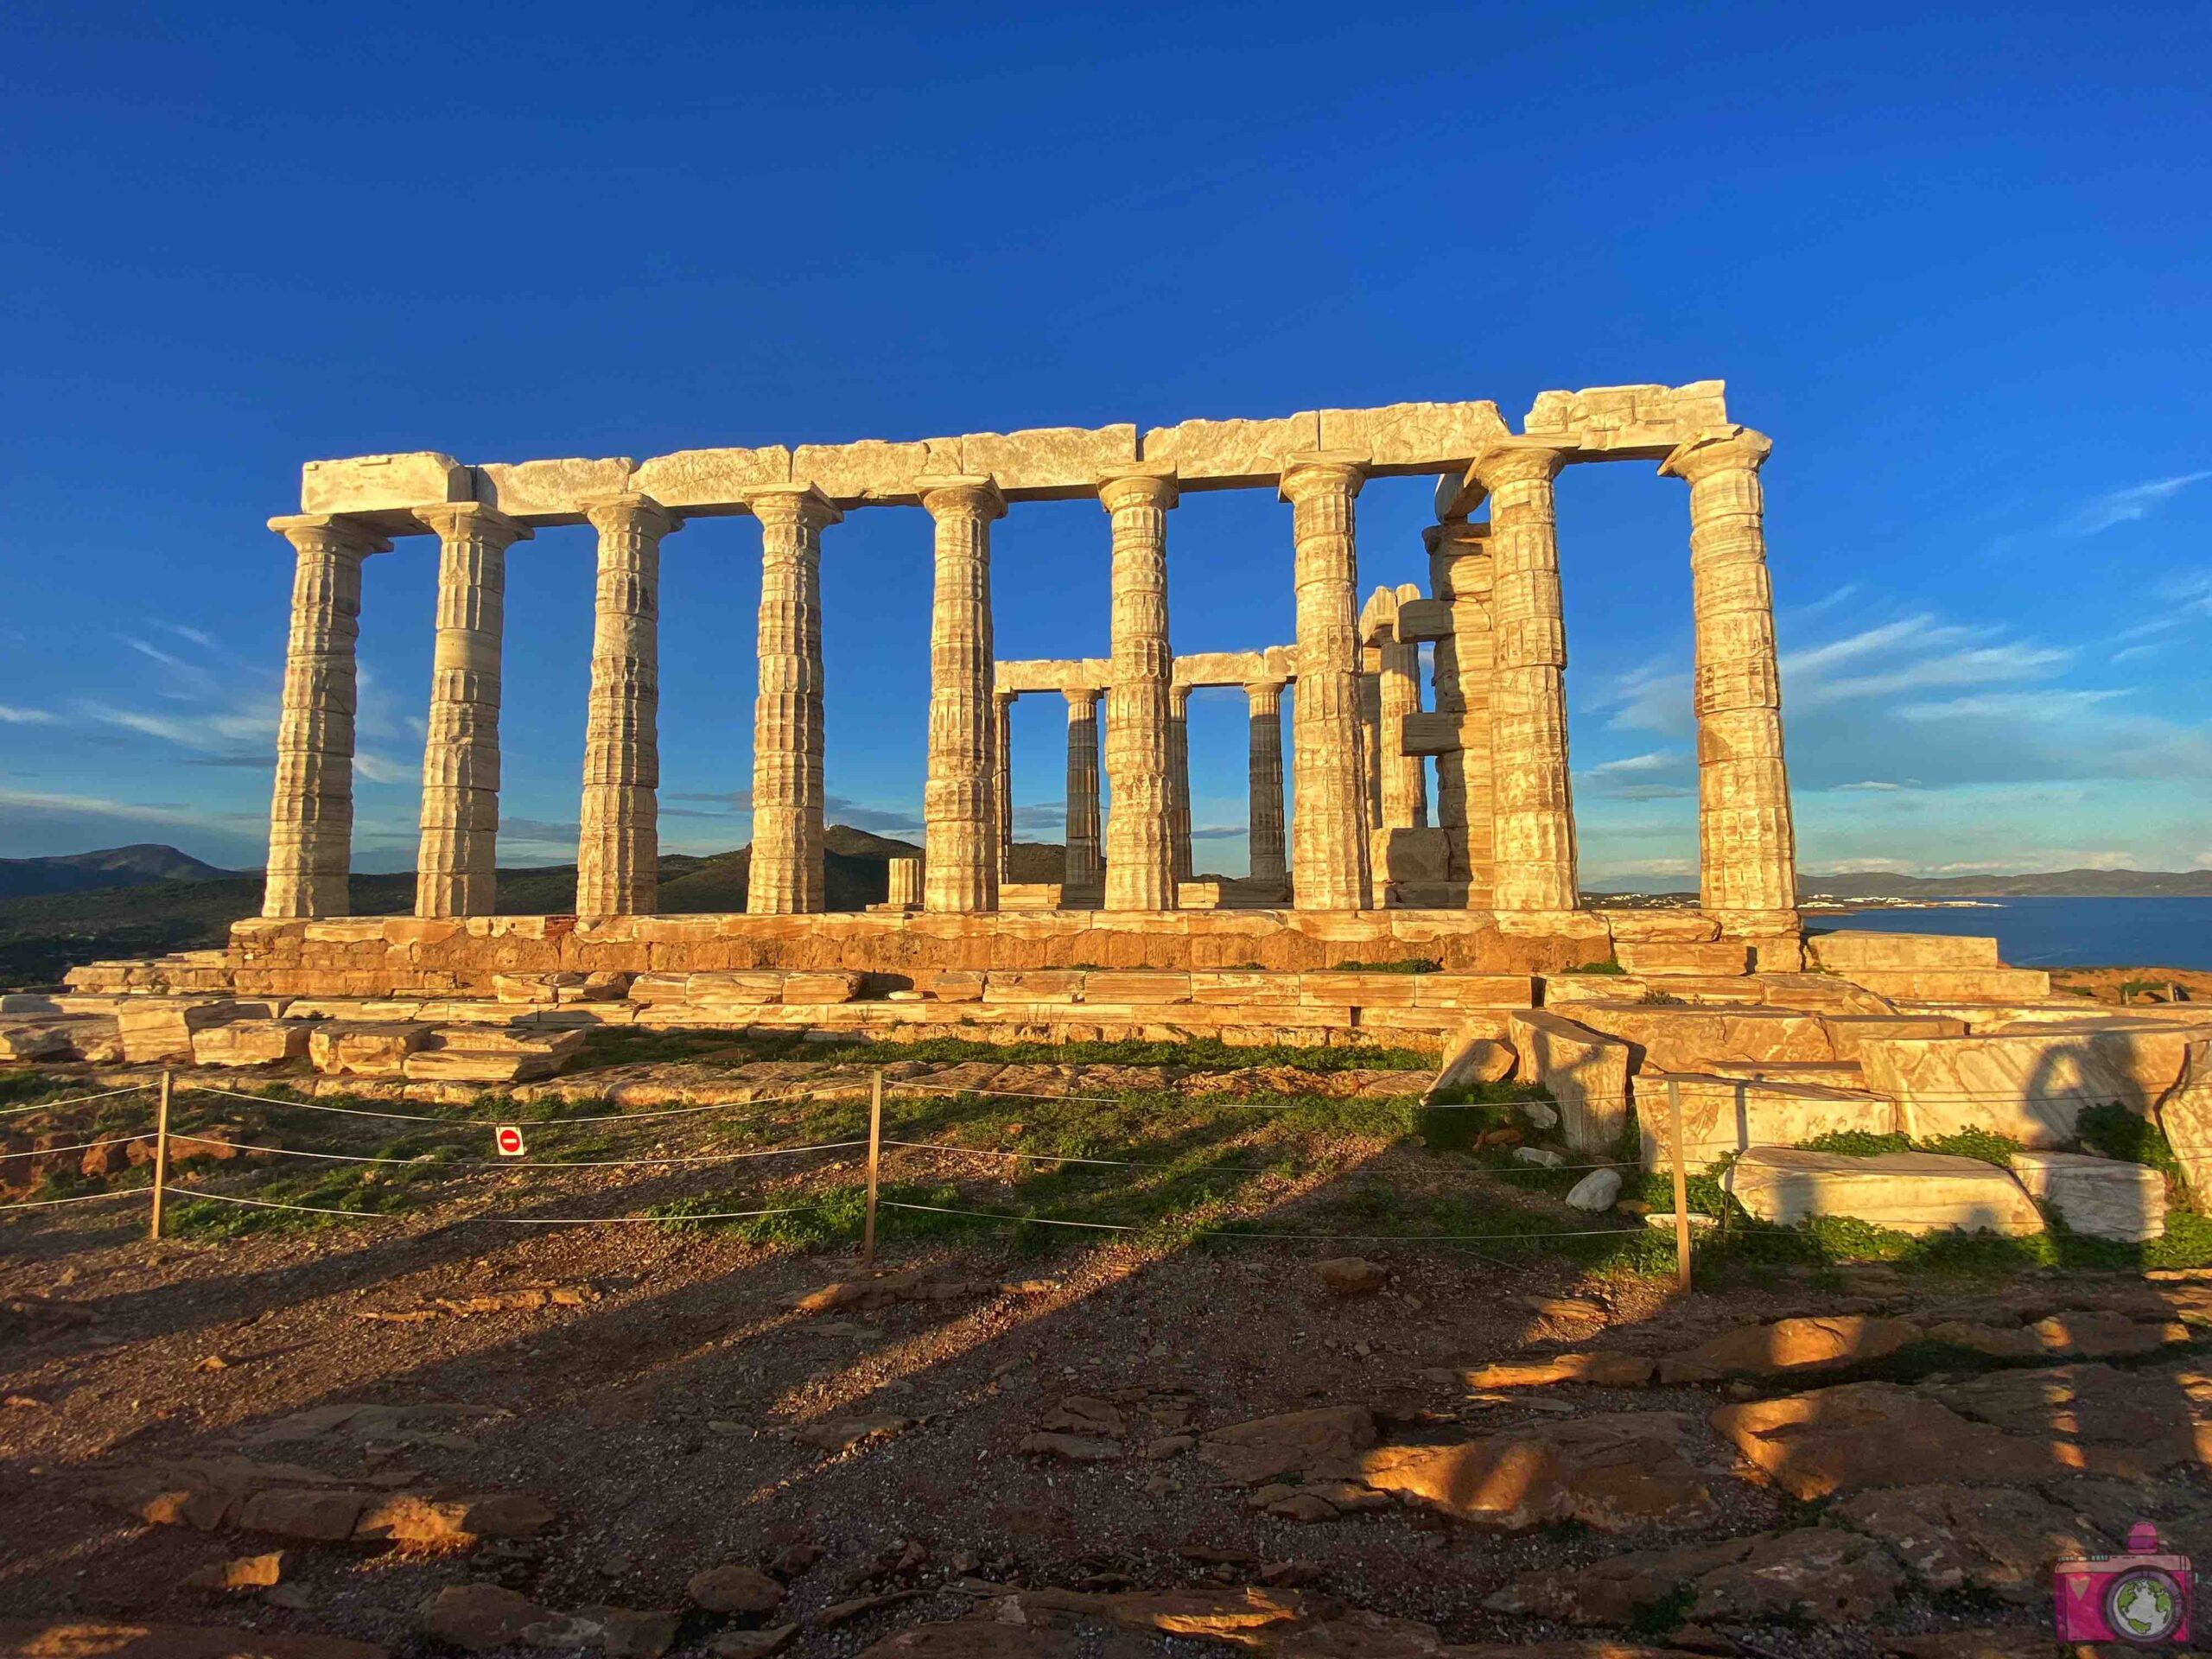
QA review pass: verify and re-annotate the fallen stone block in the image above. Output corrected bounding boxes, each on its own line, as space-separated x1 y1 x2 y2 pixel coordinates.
1614 941 1750 977
190 1020 310 1068
2008 1149 2164 1241
1809 931 2002 972
1724 1147 2044 1236
2154 1037 2212 1205
1859 1022 2209 1146
1506 1011 1628 1152
307 1022 429 1077
1637 1072 1894 1171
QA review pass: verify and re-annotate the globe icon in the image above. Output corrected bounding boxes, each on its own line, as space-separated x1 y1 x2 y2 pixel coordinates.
2107 1568 2183 1643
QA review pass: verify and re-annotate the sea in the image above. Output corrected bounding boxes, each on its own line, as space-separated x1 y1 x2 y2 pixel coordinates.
1814 896 2212 972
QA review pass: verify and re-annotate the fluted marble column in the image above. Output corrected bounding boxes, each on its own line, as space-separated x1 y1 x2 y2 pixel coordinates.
1098 467 1179 910
1244 680 1287 885
575 496 673 918
747 486 839 915
1168 684 1193 885
264 514 389 918
1662 427 1799 935
1063 688 1102 891
993 691 1016 880
1473 443 1577 917
1281 455 1370 911
414 504 529 918
1426 520 1496 902
1357 662 1383 834
1379 628 1427 830
920 476 1004 913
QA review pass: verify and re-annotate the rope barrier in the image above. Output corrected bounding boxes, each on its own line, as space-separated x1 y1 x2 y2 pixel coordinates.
170 1188 824 1227
0 1084 154 1119
181 1081 859 1127
0 1134 154 1162
162 1130 869 1171
0 1187 148 1213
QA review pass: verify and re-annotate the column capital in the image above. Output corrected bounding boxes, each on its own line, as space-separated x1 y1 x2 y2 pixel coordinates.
1097 464 1179 512
1244 679 1287 710
993 688 1020 711
1421 520 1491 556
267 513 391 556
917 474 1007 521
1277 451 1367 505
412 501 533 545
1467 440 1567 492
1062 685 1101 713
1659 424 1773 483
1168 683 1192 716
580 493 678 537
746 482 843 530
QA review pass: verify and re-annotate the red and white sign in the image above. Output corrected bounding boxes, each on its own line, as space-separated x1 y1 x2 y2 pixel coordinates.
493 1125 526 1158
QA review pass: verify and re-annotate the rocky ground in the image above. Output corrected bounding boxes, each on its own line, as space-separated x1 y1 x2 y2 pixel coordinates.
3 1060 2208 1659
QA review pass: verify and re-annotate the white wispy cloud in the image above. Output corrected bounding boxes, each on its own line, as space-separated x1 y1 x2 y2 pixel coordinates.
1585 751 1676 776
2069 471 2212 535
2112 643 2166 665
0 705 58 725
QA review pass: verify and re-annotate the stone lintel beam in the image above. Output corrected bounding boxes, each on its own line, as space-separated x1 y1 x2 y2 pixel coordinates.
302 399 1654 524
995 646 1300 696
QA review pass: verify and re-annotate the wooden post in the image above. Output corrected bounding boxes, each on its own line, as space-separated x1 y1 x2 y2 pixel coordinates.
862 1067 884 1265
1666 1077 1691 1293
149 1070 174 1241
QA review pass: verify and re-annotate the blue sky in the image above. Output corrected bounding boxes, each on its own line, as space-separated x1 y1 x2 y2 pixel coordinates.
2 2 2208 885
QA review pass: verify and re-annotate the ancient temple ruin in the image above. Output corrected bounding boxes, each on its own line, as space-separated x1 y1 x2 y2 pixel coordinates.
255 382 1800 980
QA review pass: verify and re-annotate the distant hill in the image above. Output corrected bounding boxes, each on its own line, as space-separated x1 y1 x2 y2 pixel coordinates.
0 829 1066 989
1797 869 2212 899
0 843 235 898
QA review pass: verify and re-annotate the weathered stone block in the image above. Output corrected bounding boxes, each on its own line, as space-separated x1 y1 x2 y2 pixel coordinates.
1597 909 1723 944
1808 931 2001 971
1820 1012 1967 1060
301 453 470 517
1372 827 1449 884
190 1020 311 1068
2155 1037 2212 1205
1615 940 1751 976
1838 967 2053 1001
629 447 791 510
791 436 961 504
983 970 1082 1004
1138 413 1321 488
2009 1149 2165 1243
683 971 787 1006
471 458 633 521
1725 1147 2043 1236
958 425 1137 498
115 999 257 1065
1637 1072 1895 1171
1508 1010 1629 1152
1560 1001 1835 1071
1859 1023 2207 1147
1316 401 1509 474
1081 971 1191 1005
308 1023 430 1077
782 970 861 1005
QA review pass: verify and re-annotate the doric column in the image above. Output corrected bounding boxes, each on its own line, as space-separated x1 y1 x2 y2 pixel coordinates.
1357 660 1383 833
747 485 840 916
1472 442 1576 917
919 476 1004 913
575 496 673 918
1281 454 1370 911
1098 466 1179 910
1426 521 1496 903
993 690 1016 880
263 514 389 918
1167 684 1193 885
413 504 529 919
1662 427 1799 935
1379 628 1427 830
1244 680 1287 885
1063 689 1103 891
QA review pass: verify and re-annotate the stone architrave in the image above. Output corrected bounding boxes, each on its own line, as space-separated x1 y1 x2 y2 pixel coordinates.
575 496 674 918
263 515 390 918
919 477 1004 913
1281 455 1370 911
1473 443 1576 918
1426 521 1494 901
1378 619 1427 830
747 485 840 915
1662 427 1799 936
1098 467 1179 911
993 690 1016 880
1245 680 1288 885
413 503 530 918
1168 684 1194 885
1063 688 1103 888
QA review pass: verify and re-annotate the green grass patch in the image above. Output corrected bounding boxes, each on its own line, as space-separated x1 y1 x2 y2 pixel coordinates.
2075 1102 2186 1185
1326 958 1440 975
165 1163 437 1239
1559 957 1625 975
1793 1126 2022 1166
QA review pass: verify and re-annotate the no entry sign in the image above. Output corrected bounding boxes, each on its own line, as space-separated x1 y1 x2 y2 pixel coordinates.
493 1125 526 1158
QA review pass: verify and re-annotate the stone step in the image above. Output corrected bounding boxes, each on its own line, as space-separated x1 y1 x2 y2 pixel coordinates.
1724 1146 2044 1235
1807 930 2002 971
1613 940 1751 976
1818 1012 1967 1059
